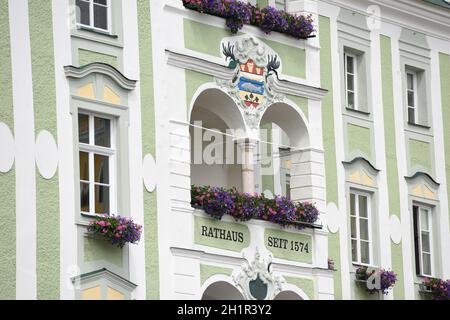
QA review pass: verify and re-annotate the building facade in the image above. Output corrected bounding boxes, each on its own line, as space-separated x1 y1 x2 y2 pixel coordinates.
0 0 449 300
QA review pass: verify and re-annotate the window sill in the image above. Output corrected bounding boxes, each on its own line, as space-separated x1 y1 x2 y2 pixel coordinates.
76 25 118 39
407 121 431 130
345 107 371 116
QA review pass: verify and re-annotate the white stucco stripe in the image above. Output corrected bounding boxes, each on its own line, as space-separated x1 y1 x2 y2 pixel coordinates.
51 0 77 300
9 0 37 299
122 0 147 300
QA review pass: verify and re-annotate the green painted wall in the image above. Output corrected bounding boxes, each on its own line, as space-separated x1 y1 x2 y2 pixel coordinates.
29 0 60 300
200 264 233 286
348 123 372 159
319 15 342 300
284 276 314 300
78 49 118 68
0 0 15 300
184 19 232 58
380 35 404 299
137 0 159 300
183 19 306 78
84 238 123 267
185 70 214 112
259 38 306 79
409 139 431 172
439 53 450 229
286 95 308 120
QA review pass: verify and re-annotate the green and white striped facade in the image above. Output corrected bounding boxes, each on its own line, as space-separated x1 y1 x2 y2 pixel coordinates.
0 0 449 300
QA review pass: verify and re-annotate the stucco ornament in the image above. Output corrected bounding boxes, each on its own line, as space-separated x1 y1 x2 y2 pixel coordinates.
35 130 58 179
0 122 15 173
233 251 285 300
217 36 285 129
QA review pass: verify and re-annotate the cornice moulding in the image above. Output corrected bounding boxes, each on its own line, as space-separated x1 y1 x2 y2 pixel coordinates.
166 48 328 101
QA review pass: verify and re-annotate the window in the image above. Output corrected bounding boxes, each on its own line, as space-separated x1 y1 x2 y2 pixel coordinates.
344 53 358 110
413 205 433 276
78 112 115 215
350 191 372 265
407 71 418 124
274 0 286 11
76 0 111 32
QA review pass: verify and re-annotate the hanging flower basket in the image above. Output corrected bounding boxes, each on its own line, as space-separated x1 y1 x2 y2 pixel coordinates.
87 214 142 248
191 185 320 229
420 277 450 300
182 0 315 39
355 266 397 295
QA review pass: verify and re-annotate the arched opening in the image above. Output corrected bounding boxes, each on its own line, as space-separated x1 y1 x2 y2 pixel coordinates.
258 102 310 199
201 281 245 300
190 88 246 190
273 290 303 300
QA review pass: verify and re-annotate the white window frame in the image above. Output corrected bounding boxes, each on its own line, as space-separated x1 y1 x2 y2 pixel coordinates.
78 111 117 217
350 190 373 266
414 204 434 277
344 52 358 110
406 70 419 124
76 0 112 33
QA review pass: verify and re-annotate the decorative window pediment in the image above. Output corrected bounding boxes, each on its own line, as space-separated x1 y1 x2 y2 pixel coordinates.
406 171 439 201
65 62 137 106
343 157 379 188
72 268 137 300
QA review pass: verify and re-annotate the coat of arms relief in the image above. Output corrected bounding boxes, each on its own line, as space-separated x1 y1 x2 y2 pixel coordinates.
217 36 285 130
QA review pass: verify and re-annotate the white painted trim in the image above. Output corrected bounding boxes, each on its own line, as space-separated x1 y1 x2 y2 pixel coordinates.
122 0 146 300
384 22 415 299
52 0 77 300
369 25 394 300
9 0 37 299
427 37 450 279
322 2 353 299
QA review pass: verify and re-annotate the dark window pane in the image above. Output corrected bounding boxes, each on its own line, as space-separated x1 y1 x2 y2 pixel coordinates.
413 206 421 275
94 0 107 4
94 117 111 147
361 241 370 264
351 240 358 262
95 185 110 214
347 74 354 91
94 4 108 30
350 193 356 215
422 253 431 275
348 92 355 109
408 107 415 124
359 195 368 218
346 55 354 74
76 0 90 26
80 182 90 212
78 113 89 143
422 232 430 253
407 91 415 107
407 73 414 90
94 154 109 184
351 217 356 238
360 218 369 241
79 152 89 181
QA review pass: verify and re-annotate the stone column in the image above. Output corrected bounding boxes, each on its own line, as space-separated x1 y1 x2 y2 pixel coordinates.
237 138 258 194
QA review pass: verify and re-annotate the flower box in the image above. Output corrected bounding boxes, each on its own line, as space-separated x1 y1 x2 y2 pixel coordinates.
354 266 397 295
181 0 315 39
191 185 320 229
87 214 142 248
420 277 450 300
